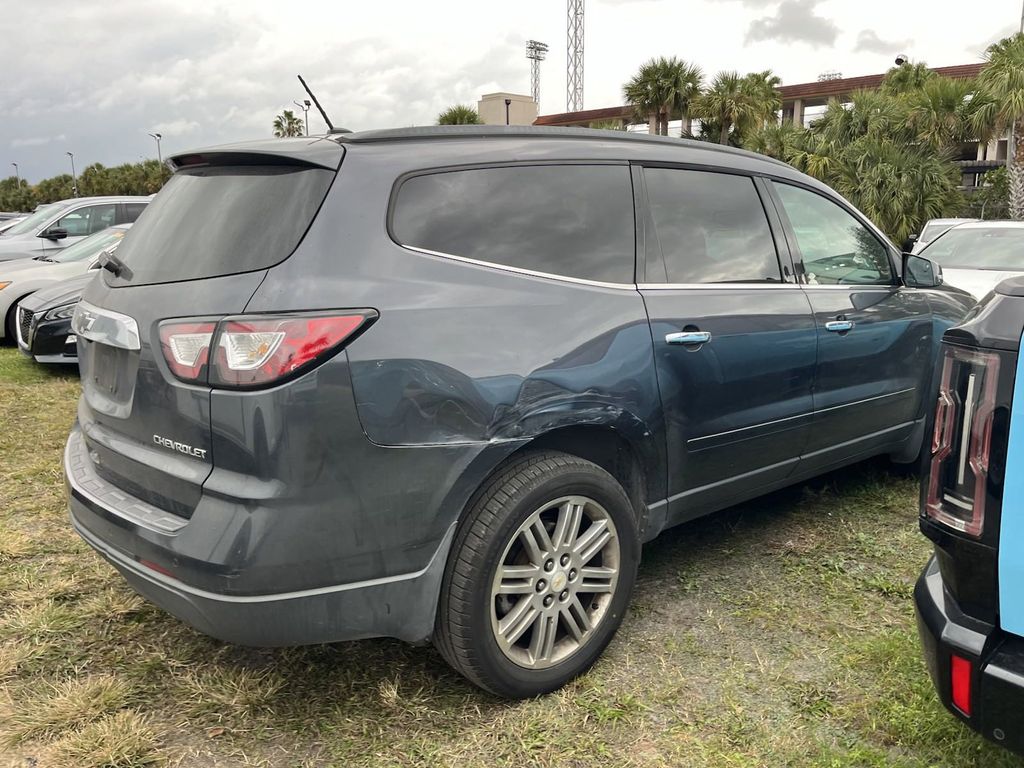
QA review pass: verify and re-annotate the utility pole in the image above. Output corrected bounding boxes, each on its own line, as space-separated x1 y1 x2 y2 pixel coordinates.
148 133 162 164
526 40 548 105
566 0 585 112
66 152 78 197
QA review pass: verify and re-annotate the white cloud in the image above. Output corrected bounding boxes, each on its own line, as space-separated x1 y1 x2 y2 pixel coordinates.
11 134 67 148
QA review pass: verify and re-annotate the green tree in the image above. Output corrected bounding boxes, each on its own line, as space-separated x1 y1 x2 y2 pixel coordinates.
881 61 935 95
623 57 703 136
437 105 484 125
692 70 780 145
272 109 305 137
972 33 1024 219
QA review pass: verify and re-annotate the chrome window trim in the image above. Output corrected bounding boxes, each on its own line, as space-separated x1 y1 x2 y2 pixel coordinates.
400 245 638 291
72 299 141 351
637 282 799 290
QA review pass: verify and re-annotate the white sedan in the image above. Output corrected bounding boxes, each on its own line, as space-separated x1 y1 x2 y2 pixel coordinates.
919 221 1024 299
0 224 131 341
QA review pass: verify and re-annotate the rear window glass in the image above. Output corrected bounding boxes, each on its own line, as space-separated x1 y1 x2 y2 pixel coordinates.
112 165 333 284
391 165 635 284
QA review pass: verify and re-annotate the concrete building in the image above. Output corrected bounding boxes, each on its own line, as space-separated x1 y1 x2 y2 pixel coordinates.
533 63 1006 190
478 93 539 126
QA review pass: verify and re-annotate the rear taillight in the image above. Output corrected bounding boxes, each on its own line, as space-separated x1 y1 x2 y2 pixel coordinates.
925 346 1001 538
159 311 375 388
159 322 216 382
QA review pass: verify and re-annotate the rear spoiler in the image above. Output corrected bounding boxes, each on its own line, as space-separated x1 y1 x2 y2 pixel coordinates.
167 138 344 173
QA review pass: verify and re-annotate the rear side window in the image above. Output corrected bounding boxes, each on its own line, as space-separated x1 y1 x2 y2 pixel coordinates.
121 203 148 224
112 165 333 284
392 165 635 284
644 168 781 283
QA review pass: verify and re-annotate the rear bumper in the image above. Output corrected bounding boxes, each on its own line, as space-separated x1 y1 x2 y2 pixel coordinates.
70 502 455 646
65 425 475 646
915 556 1024 755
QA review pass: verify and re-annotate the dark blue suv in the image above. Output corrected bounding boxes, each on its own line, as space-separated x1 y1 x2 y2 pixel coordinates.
64 126 972 697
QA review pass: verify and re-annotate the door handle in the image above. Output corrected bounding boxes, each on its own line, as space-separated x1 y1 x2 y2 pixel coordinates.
666 330 712 345
825 320 855 333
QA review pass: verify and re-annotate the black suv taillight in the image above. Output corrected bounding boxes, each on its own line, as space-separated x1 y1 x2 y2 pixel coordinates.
159 311 377 389
925 345 1001 538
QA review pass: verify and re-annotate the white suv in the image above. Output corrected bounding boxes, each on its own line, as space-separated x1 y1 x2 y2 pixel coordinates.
0 196 149 262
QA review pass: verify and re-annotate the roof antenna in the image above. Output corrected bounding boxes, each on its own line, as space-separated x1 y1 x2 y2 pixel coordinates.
297 74 336 132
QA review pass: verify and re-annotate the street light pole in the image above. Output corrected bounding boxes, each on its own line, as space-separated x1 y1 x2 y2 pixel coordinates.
11 162 19 188
505 98 512 126
148 132 162 164
294 99 311 135
66 152 78 197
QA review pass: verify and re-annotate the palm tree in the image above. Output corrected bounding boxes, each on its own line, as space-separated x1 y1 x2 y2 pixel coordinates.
972 33 1024 219
882 62 935 95
906 76 977 151
623 57 703 136
737 70 783 137
273 110 305 137
688 72 761 145
437 105 484 125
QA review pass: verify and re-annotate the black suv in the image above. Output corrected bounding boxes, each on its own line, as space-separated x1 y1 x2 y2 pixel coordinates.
65 127 971 697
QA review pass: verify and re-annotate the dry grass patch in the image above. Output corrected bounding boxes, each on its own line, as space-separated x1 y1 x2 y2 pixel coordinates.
43 709 162 768
0 674 131 746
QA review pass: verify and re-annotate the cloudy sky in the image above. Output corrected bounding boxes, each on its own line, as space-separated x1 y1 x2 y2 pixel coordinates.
1 0 1018 181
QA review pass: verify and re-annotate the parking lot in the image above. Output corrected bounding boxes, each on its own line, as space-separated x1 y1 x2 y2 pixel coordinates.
0 347 1016 767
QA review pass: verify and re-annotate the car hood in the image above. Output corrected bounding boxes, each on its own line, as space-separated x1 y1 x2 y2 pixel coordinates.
0 259 90 284
20 272 95 313
941 268 1024 300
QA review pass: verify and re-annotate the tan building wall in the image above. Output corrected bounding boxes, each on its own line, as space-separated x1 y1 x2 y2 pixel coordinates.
478 93 538 126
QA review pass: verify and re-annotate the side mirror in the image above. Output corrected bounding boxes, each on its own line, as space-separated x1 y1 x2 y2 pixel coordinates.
901 233 919 253
40 226 68 241
903 253 943 288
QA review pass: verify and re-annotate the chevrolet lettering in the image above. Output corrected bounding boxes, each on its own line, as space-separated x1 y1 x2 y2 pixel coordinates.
152 435 207 459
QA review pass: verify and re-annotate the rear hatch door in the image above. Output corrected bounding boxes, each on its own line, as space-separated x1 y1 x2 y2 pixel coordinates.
75 142 342 519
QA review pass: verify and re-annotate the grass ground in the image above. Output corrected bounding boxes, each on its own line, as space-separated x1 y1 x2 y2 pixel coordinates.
0 345 1021 767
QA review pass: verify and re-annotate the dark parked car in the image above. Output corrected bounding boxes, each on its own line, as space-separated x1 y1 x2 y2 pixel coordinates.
17 272 94 364
915 276 1024 755
65 126 973 698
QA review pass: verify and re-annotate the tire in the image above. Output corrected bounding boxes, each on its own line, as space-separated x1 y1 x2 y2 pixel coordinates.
434 451 639 698
4 303 18 347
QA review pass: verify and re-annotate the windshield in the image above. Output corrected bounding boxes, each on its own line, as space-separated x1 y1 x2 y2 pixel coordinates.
50 227 128 263
922 227 1024 271
1 202 63 237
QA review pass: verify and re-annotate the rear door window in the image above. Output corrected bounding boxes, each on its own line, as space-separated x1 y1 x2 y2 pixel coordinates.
643 168 781 283
391 165 635 284
111 165 334 285
120 202 148 224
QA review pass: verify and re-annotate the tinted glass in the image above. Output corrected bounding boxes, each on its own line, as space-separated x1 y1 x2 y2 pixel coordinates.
55 203 116 236
773 183 893 286
112 165 333 284
51 227 127 263
392 165 634 283
644 169 780 283
2 203 64 236
922 227 1024 270
122 203 148 223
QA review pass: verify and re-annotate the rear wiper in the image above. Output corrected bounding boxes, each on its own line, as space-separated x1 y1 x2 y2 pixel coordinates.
98 251 132 280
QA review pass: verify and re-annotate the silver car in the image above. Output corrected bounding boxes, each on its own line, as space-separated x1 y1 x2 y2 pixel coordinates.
0 196 148 262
